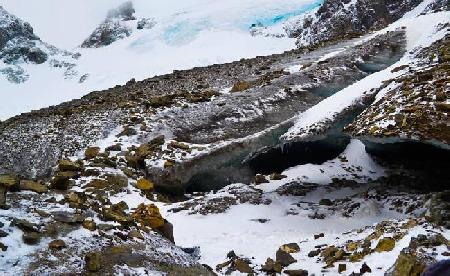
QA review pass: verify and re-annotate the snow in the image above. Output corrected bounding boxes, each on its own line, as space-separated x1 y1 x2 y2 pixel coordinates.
0 0 323 120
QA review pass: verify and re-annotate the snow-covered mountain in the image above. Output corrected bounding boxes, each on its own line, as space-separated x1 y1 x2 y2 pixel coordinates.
0 0 449 275
0 0 323 120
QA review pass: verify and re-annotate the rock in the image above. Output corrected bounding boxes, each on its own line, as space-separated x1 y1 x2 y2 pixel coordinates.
338 263 347 273
314 233 325 239
103 202 131 224
375 237 396 252
280 243 300 254
19 180 48 193
234 259 253 273
0 229 8 237
436 90 447 101
50 175 73 190
0 186 7 208
97 224 115 232
164 160 175 168
84 147 100 159
276 248 297 267
137 18 156 30
156 219 174 243
82 219 97 231
11 218 38 232
85 252 102 272
52 211 85 224
346 242 358 251
49 239 66 250
131 203 165 229
284 269 308 276
22 232 41 245
388 250 429 276
136 178 154 191
270 173 287 180
0 242 7 251
0 174 20 189
308 249 320 257
169 141 190 150
319 199 333 206
230 80 251 92
128 229 144 240
117 126 137 137
261 258 282 273
105 144 122 151
321 246 345 266
254 174 269 184
359 263 372 274
58 159 83 172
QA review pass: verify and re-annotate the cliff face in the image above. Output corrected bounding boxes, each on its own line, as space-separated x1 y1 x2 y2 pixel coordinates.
286 0 423 46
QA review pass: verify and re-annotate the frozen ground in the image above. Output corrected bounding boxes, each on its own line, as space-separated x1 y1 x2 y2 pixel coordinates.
0 0 322 120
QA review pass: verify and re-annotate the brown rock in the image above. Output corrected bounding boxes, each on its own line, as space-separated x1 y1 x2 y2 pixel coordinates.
136 178 154 191
234 259 253 273
280 243 300 253
131 203 165 229
58 159 83 172
254 174 269 184
19 180 48 193
85 252 102 272
276 248 297 267
22 232 41 245
375 237 395 252
49 239 66 250
85 147 100 159
82 219 97 231
261 258 282 273
284 269 308 276
231 80 251 92
270 173 287 180
338 263 346 273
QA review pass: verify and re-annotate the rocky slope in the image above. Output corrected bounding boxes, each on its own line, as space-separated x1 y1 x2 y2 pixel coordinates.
286 0 423 46
345 33 449 148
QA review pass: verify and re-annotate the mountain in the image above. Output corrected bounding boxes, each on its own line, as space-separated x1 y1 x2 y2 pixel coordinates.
0 0 449 275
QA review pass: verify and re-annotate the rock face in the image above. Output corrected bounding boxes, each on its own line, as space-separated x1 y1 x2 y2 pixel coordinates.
81 2 135 48
0 6 80 83
286 0 422 47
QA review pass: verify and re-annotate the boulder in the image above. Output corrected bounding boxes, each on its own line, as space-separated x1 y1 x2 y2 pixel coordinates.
19 180 48 193
280 243 300 254
136 178 154 191
131 203 165 229
0 174 20 189
276 248 297 267
261 258 282 273
375 237 396 252
49 239 66 250
58 160 83 172
84 147 100 159
230 81 251 92
284 269 308 276
82 219 97 231
254 174 269 184
234 259 253 273
85 252 102 272
22 232 41 245
50 175 73 190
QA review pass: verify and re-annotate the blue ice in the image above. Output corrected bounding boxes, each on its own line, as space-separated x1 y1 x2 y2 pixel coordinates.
249 0 324 28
